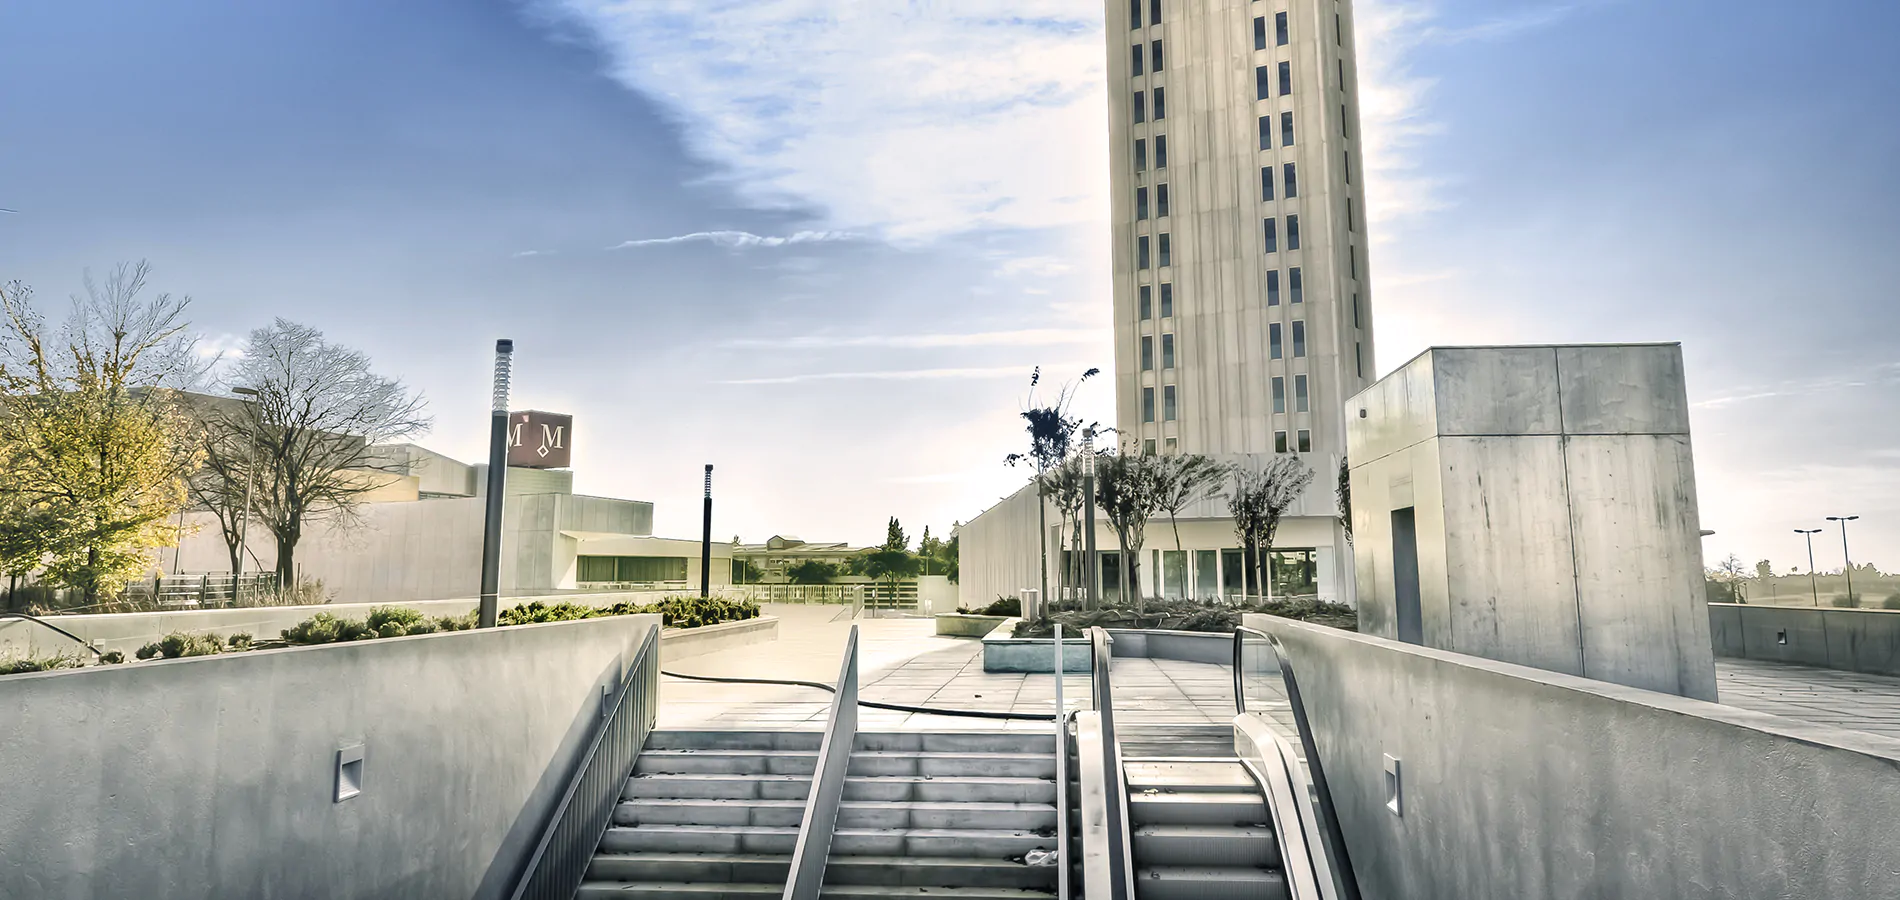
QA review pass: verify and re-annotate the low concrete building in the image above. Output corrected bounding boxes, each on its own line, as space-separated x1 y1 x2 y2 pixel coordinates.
729 535 866 583
1345 343 1716 700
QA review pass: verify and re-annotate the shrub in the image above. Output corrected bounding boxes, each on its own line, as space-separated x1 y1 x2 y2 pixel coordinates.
1013 597 1358 638
282 612 371 645
1883 593 1900 610
135 632 227 660
366 606 423 632
226 633 253 651
0 653 86 675
99 650 125 665
960 596 1021 617
1831 594 1860 609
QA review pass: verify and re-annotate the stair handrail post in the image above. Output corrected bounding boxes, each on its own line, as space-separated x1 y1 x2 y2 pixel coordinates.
1054 623 1071 900
784 623 859 900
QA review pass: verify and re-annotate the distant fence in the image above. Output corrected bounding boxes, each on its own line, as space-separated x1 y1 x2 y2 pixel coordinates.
735 582 920 610
1708 602 1900 677
5 572 282 615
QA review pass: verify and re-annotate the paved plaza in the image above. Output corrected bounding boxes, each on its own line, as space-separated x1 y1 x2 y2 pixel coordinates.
660 606 1900 744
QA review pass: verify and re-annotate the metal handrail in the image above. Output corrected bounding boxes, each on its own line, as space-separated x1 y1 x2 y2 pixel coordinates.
0 613 104 659
1234 624 1364 900
784 624 860 900
1236 717 1328 900
1053 623 1070 900
507 623 662 900
1087 626 1134 900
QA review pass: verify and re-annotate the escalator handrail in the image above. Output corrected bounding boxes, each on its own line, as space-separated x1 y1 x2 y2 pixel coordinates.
1087 626 1134 900
1234 624 1364 900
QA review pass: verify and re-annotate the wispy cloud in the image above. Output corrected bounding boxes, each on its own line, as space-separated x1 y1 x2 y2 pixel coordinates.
1692 363 1900 409
722 328 1104 350
525 1 1107 243
609 230 855 250
719 365 1034 385
511 249 552 258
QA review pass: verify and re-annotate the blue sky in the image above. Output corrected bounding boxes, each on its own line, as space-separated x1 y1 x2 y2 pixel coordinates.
2 0 1897 571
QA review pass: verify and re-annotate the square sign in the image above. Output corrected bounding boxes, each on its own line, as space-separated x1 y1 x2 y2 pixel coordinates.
508 410 573 469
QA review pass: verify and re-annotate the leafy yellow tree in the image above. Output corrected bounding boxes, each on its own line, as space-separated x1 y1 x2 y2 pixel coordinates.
0 264 205 603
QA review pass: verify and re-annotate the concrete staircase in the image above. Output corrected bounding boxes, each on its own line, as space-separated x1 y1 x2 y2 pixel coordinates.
580 729 1061 899
1124 755 1287 900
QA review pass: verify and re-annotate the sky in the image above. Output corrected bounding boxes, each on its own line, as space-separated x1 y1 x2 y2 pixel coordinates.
2 0 1897 572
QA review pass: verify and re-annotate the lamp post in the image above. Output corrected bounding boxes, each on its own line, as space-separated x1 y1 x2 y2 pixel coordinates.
231 386 262 601
1827 515 1860 606
478 340 513 628
1082 427 1099 612
700 465 714 598
1794 529 1823 607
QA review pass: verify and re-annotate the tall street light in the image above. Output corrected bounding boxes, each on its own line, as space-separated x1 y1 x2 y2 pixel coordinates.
1827 515 1860 605
479 340 514 628
1082 428 1099 612
700 465 714 599
1794 528 1823 607
231 386 262 598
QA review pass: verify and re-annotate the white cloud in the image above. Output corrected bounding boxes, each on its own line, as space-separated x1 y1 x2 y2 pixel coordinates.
720 365 1038 385
609 230 855 250
511 249 551 257
722 328 1105 350
528 0 1108 243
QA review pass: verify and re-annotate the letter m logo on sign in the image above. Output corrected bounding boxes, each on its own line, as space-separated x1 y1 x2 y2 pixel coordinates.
505 410 574 469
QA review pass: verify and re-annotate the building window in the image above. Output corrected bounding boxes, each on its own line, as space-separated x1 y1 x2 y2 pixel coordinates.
1287 214 1301 250
1283 162 1298 197
1279 61 1292 95
1162 332 1175 369
1261 165 1274 200
1165 436 1177 453
1135 138 1147 171
579 555 687 584
1151 39 1164 71
1292 320 1306 357
1258 115 1272 151
1253 15 1267 50
1263 217 1277 253
1352 291 1360 327
1153 86 1166 119
1290 266 1303 303
1266 269 1280 306
1256 65 1271 101
1350 244 1358 278
1272 376 1286 414
1140 284 1152 319
1340 64 1347 92
1163 385 1177 421
1356 341 1364 378
1346 196 1355 231
1160 282 1174 317
1343 149 1350 183
1337 11 1344 44
1270 322 1283 359
1276 11 1290 45
1131 43 1144 76
1138 235 1151 269
1156 134 1168 167
1157 183 1170 218
1143 387 1156 423
1151 0 1161 26
1282 112 1295 147
1298 429 1311 452
1136 186 1149 220
1144 438 1157 455
1275 430 1288 452
1158 232 1171 267
1295 373 1309 412
1141 335 1154 371
1133 90 1146 124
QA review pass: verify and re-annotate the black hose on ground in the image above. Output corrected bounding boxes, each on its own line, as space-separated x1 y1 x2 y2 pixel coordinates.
660 669 1058 722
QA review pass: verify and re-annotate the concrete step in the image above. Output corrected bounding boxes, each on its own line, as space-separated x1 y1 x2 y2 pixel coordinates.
1131 824 1279 868
616 799 1057 831
601 824 800 855
847 751 1055 779
600 825 1055 860
1135 866 1289 900
1122 758 1256 793
854 732 1055 754
576 881 1053 900
586 853 1058 890
636 750 820 777
1119 726 1238 760
625 773 813 801
1127 791 1268 826
646 730 825 752
818 888 1055 899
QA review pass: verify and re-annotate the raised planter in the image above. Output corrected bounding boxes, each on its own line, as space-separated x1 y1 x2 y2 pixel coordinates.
1104 628 1234 665
981 618 1092 673
660 615 779 663
935 613 1011 637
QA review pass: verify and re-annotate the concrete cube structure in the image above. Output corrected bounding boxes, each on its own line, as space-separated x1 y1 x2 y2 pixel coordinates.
1345 344 1717 700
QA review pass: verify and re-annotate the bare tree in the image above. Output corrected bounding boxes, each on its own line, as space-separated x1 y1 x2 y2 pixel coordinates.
1096 447 1163 608
1228 455 1315 603
1004 366 1098 609
215 320 429 586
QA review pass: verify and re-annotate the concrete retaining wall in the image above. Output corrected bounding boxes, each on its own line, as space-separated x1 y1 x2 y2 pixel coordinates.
0 613 662 899
660 616 778 663
1245 613 1900 900
1709 602 1900 676
980 624 1233 672
0 590 678 659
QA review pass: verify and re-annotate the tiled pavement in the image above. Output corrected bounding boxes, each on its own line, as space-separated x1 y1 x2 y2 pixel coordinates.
1716 658 1900 740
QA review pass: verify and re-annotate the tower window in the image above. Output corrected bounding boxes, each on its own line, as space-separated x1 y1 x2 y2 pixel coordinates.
1161 332 1175 369
1132 44 1144 77
1292 320 1306 357
1259 115 1272 151
1261 165 1274 201
1287 214 1301 251
1266 270 1281 306
1257 66 1272 101
1138 235 1151 269
1133 91 1146 124
1130 0 1141 29
1275 430 1288 452
1282 112 1295 147
1136 186 1149 220
1140 284 1152 319
1163 385 1177 421
1135 138 1147 171
1270 322 1283 359
1284 162 1298 198
1279 61 1292 96
1160 282 1174 317
1156 134 1169 167
1153 87 1166 120
1356 341 1365 378
1277 12 1290 45
1151 39 1164 72
1158 232 1172 267
1272 376 1286 414
1347 196 1355 232
1290 267 1304 304
1157 183 1170 218
1353 291 1361 327
1263 218 1277 253
1298 429 1311 452
1141 335 1154 371
1295 374 1309 412
1150 0 1161 26
1254 16 1267 51
1143 387 1155 423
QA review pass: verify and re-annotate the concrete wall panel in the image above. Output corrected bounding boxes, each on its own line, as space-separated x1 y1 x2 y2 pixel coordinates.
1710 604 1900 677
0 614 661 899
1555 344 1691 435
1438 435 1581 674
1346 349 1437 466
1564 433 1716 699
1431 346 1561 436
1248 615 1900 900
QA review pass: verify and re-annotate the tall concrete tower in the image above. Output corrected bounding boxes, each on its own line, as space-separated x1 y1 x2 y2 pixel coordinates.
1106 0 1373 460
